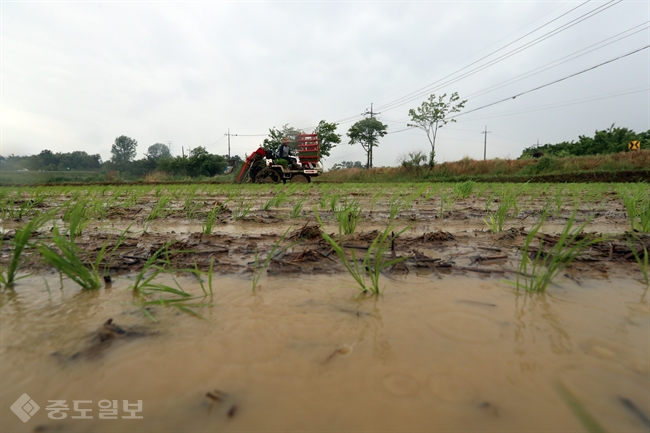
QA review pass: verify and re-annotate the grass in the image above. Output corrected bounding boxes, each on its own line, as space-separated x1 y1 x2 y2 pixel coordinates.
515 211 602 292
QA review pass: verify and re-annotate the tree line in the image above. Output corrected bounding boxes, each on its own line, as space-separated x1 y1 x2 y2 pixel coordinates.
519 125 650 158
0 93 468 176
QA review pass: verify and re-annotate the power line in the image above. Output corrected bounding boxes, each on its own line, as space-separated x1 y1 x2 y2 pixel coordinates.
450 45 650 120
377 0 621 113
465 21 649 100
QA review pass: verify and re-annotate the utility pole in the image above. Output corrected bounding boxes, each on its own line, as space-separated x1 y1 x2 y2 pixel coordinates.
225 129 238 159
167 141 173 156
362 103 380 169
481 126 491 161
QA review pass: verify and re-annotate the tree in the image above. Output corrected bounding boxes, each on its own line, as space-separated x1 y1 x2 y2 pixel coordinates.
347 117 388 169
145 143 171 161
314 120 341 158
111 135 138 165
262 124 304 153
408 92 466 166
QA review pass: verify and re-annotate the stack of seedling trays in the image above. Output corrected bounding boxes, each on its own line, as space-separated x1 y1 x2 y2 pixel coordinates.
296 133 320 167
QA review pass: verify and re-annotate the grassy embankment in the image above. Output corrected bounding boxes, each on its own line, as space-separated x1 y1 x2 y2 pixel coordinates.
319 150 650 183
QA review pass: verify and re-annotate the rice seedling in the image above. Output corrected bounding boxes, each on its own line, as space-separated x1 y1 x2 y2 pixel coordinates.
453 180 475 199
316 210 406 295
484 189 517 233
64 200 91 241
202 206 222 234
0 212 52 288
39 226 103 290
252 228 292 292
628 237 649 285
389 195 408 220
515 211 602 292
146 196 171 221
291 199 306 218
555 382 608 433
334 200 362 235
233 198 253 220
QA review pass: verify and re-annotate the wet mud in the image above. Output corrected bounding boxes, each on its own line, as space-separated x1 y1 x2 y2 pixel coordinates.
1 183 649 432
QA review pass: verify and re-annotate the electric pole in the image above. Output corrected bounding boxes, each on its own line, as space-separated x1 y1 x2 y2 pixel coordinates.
362 103 380 169
225 129 238 159
167 141 173 156
481 126 491 161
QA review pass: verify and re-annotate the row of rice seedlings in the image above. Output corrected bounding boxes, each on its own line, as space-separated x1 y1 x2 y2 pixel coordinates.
316 211 406 295
515 211 602 292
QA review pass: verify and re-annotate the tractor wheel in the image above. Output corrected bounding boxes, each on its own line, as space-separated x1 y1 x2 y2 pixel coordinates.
255 167 281 184
290 174 309 183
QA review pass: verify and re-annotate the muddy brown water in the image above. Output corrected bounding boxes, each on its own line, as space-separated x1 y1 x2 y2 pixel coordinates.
2 272 648 432
1 184 649 431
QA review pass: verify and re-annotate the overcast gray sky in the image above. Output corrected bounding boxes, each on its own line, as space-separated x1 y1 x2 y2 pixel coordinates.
2 0 649 169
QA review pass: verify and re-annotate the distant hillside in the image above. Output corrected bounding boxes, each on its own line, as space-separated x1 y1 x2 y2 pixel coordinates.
519 125 649 158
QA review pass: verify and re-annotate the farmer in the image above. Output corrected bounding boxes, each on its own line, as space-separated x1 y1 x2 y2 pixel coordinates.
278 137 300 169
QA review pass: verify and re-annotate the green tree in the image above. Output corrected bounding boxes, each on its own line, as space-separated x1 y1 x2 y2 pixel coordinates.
314 120 341 158
408 92 466 166
347 117 388 169
145 143 171 161
111 135 138 165
262 124 304 153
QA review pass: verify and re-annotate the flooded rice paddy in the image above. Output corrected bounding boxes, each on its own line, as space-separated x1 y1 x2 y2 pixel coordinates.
1 182 649 432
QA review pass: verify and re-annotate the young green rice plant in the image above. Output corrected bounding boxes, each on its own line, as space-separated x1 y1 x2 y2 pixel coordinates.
484 189 517 233
515 211 602 293
64 200 91 241
628 237 649 285
252 228 292 292
334 200 362 235
453 180 475 199
389 195 408 220
316 210 406 295
291 198 306 218
619 186 650 233
555 381 608 433
202 206 221 234
0 212 52 288
39 226 103 290
232 198 253 220
146 196 171 222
